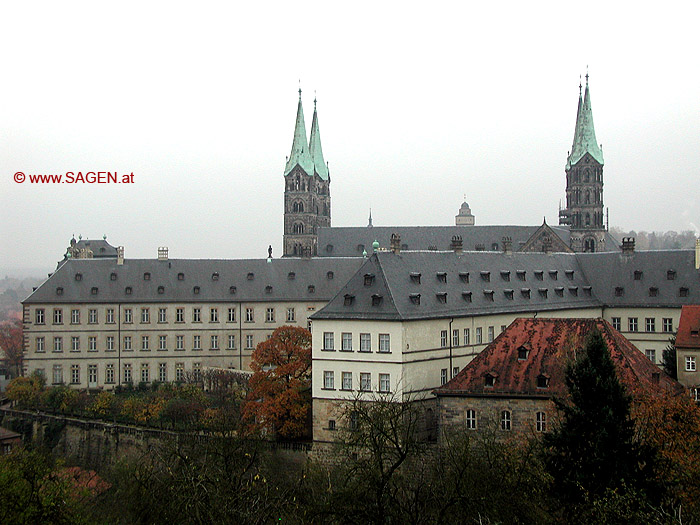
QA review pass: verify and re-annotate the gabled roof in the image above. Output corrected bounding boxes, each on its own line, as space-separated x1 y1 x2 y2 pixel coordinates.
284 91 314 177
567 76 604 169
308 98 329 180
23 257 363 304
676 305 700 350
434 318 683 398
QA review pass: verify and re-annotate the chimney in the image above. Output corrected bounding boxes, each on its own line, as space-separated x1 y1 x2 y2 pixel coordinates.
695 238 699 270
542 236 552 255
117 246 124 265
621 237 635 255
450 235 463 253
475 243 485 252
158 247 169 261
502 236 513 255
390 233 401 254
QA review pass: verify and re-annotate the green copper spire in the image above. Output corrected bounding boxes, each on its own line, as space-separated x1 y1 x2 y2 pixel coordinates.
284 89 314 177
308 96 329 180
567 73 604 169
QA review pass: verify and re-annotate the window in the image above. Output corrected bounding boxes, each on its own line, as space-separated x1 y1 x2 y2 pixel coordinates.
88 336 97 352
123 336 132 351
501 410 512 431
266 308 275 322
88 309 98 324
341 333 353 351
323 371 335 389
286 308 295 322
452 329 460 347
634 270 643 280
680 287 689 297
176 335 184 351
71 365 80 384
53 337 63 352
193 335 201 350
228 308 236 323
141 363 149 383
537 375 549 388
536 412 546 432
488 326 494 343
646 318 656 333
246 335 254 349
452 366 459 378
663 318 673 333
35 309 45 324
71 309 80 324
379 373 390 393
176 363 184 382
141 308 150 323
342 372 352 390
245 308 254 322
612 317 621 331
360 373 371 392
686 356 696 372
36 337 45 353
123 363 132 383
106 309 115 324
228 335 236 350
211 335 219 349
645 349 656 363
176 308 184 323
475 327 482 344
441 368 447 385
360 333 371 352
159 363 167 383
159 335 167 351
124 308 133 324
105 364 114 384
323 332 335 351
71 337 80 352
193 363 202 381
378 334 390 353
158 308 167 323
440 330 448 348
178 272 185 281
106 336 114 351
52 365 63 384
465 409 477 430
411 272 422 284
193 308 201 322
464 328 470 345
53 308 63 324
141 335 150 351
667 270 676 280
210 308 219 323
628 317 638 332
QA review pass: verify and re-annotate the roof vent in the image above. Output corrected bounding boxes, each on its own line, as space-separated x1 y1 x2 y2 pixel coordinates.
621 237 635 255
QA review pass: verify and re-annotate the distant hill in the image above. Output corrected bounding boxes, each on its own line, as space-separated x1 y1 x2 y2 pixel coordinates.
609 228 697 250
0 276 44 322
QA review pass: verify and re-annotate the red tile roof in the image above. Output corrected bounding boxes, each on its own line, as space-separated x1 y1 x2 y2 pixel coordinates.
435 318 683 398
676 305 700 351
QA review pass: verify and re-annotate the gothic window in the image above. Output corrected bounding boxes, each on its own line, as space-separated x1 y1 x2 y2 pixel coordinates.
293 223 304 234
585 191 590 204
585 213 591 226
584 238 596 252
293 201 304 213
584 168 590 182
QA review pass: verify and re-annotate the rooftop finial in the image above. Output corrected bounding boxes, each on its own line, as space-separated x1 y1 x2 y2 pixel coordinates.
579 75 582 96
314 90 317 108
585 65 589 85
298 79 301 98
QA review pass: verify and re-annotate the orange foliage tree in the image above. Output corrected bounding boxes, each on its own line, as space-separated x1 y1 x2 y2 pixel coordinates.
242 325 311 438
0 318 24 378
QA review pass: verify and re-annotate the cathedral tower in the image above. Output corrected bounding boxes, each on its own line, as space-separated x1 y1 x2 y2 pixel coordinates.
283 91 331 256
559 74 606 252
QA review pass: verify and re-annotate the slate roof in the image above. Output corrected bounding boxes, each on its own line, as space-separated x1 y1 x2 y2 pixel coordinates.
433 318 683 398
676 305 700 350
71 239 118 258
24 257 363 304
312 249 700 321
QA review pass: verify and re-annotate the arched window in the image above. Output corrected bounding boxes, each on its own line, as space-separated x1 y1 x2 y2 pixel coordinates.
293 223 304 234
585 213 591 226
585 191 590 204
293 201 304 213
295 176 300 190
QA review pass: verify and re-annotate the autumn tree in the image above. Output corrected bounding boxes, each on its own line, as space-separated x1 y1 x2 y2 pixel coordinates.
0 318 23 378
242 325 311 439
543 330 661 522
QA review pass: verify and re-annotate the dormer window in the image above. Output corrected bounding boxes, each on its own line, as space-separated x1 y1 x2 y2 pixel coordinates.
500 271 510 281
459 272 469 283
462 291 472 302
157 286 164 294
229 286 236 294
484 373 496 388
288 272 296 280
356 244 365 253
125 286 132 295
634 270 643 281
371 294 383 306
178 273 184 281
193 286 200 294
680 287 689 297
549 271 558 280
364 274 375 286
517 345 530 360
436 293 447 304
410 272 422 284
516 270 526 281
583 286 592 296
565 270 574 280
308 285 316 294
56 287 64 296
504 289 514 300
569 286 578 296
649 287 658 297
615 287 624 297
436 272 447 283
75 273 82 281
555 287 564 297
483 290 494 301
409 293 421 305
247 273 254 281
144 272 151 281
326 271 334 280
212 272 219 281
539 288 548 298
344 294 355 306
521 288 531 299
480 271 490 282
535 271 544 281
536 374 550 389
326 244 333 253
110 272 117 281
265 285 273 294
667 270 676 280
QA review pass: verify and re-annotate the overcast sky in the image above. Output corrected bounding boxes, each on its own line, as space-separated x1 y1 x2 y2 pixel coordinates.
1 1 698 277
